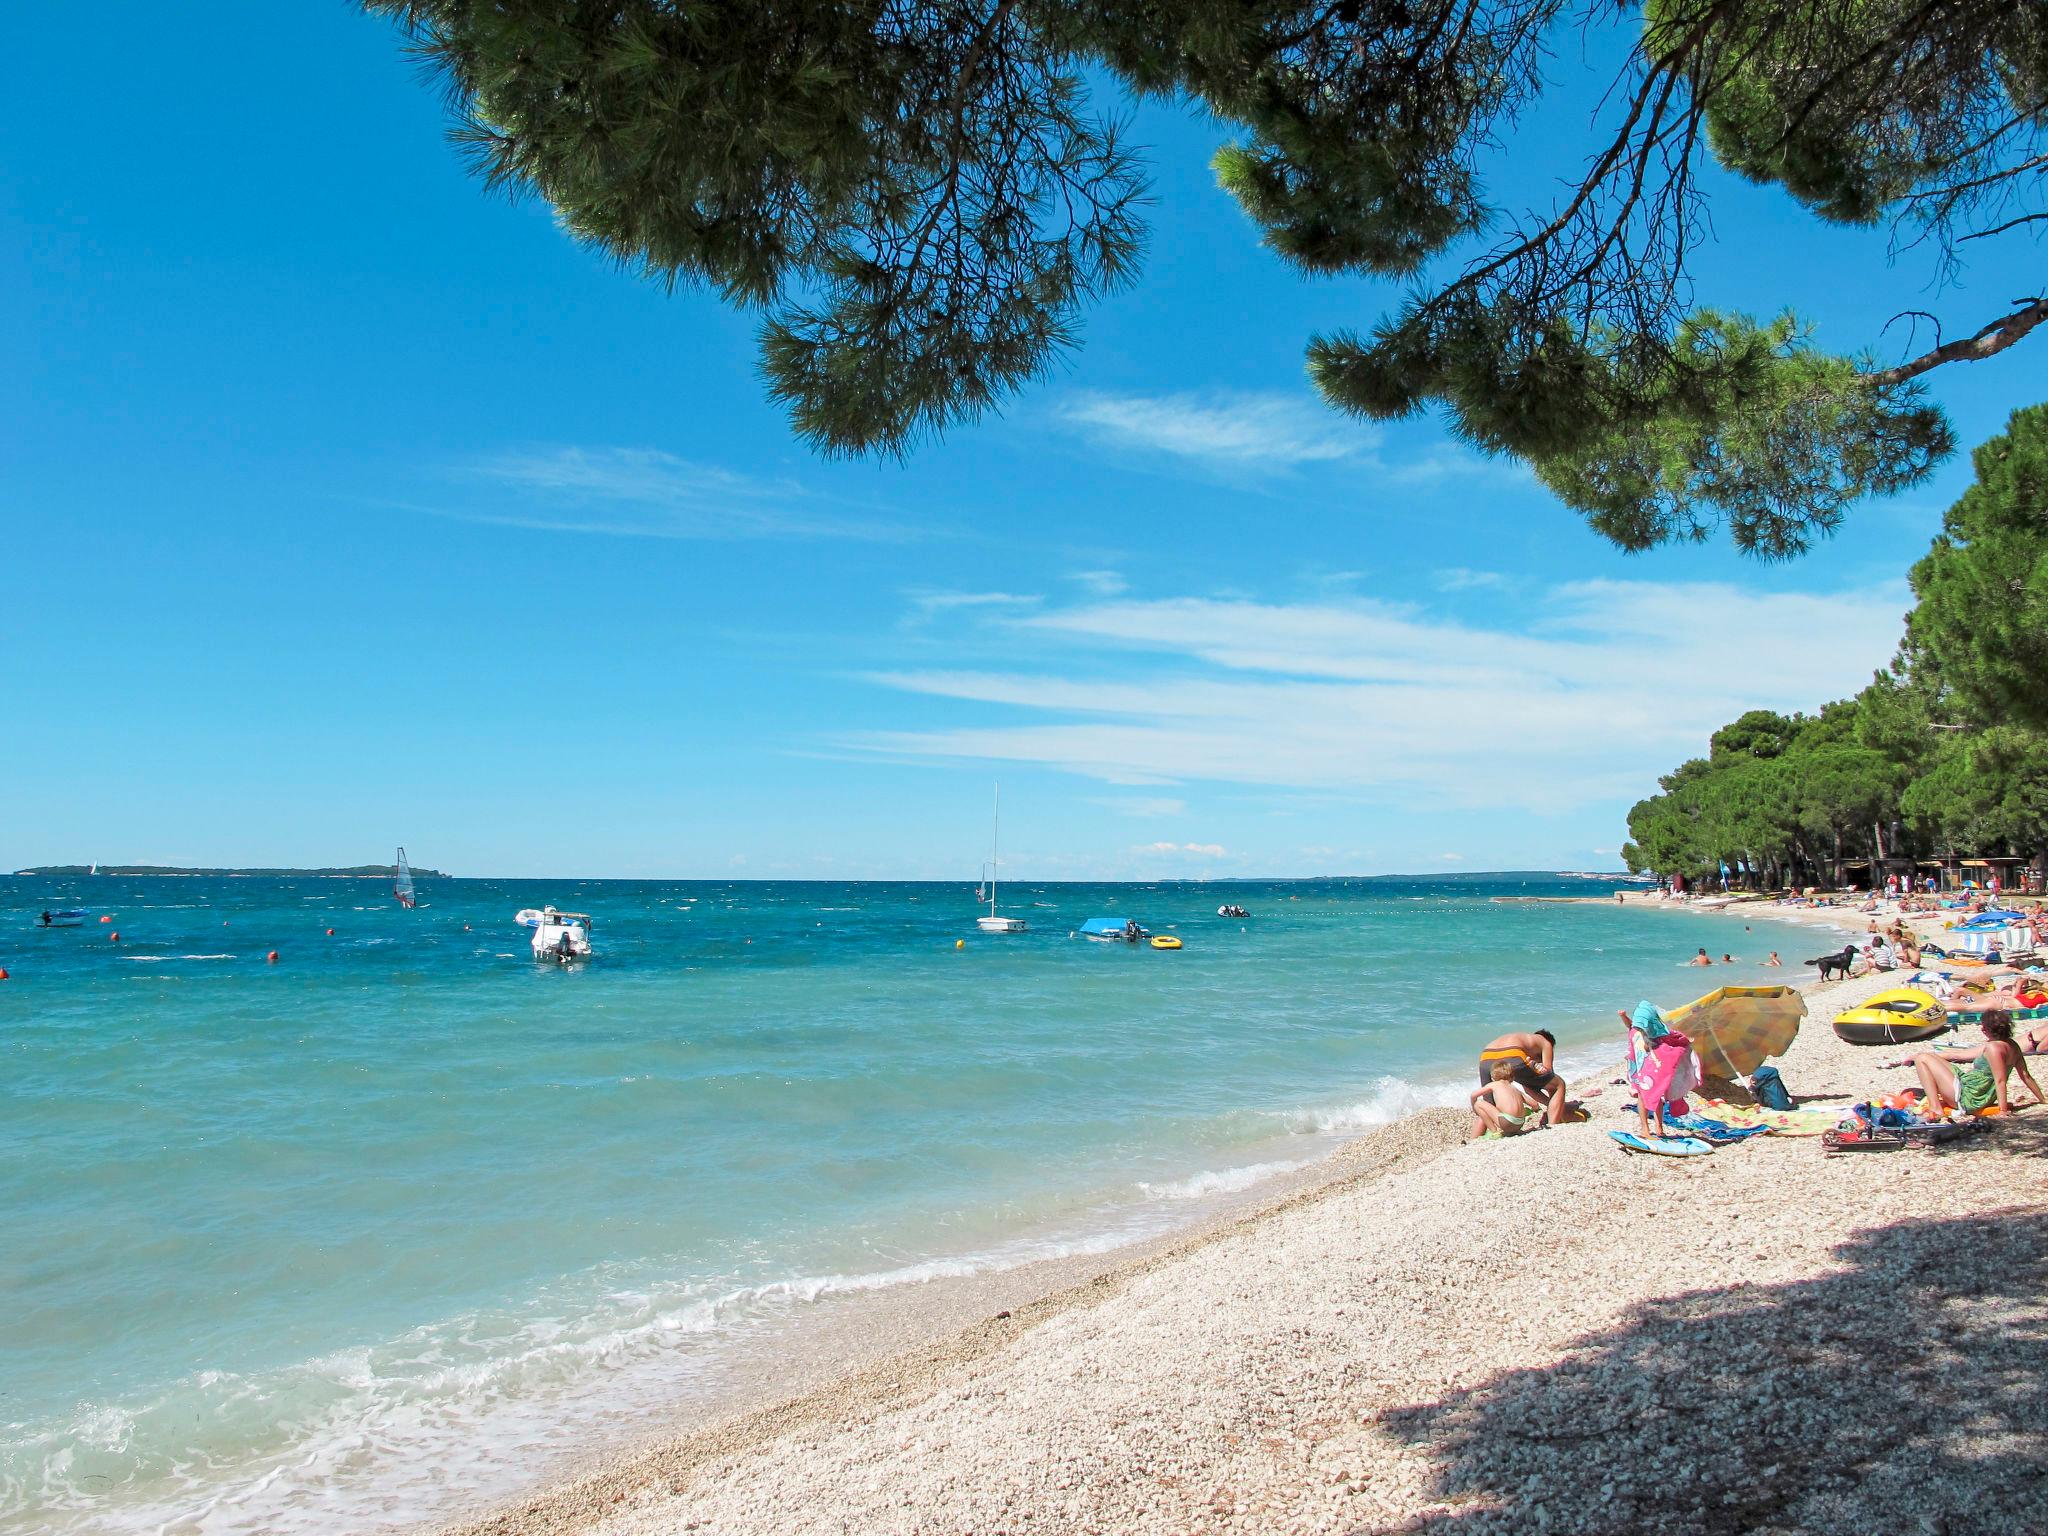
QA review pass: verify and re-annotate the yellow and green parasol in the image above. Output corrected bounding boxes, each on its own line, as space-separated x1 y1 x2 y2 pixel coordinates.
1664 984 1807 1078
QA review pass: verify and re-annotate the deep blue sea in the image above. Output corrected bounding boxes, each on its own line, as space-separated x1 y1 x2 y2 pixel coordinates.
0 873 1831 1533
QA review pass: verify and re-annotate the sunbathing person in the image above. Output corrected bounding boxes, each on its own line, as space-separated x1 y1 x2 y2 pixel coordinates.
1473 1029 1565 1130
1468 1060 1547 1139
1909 1012 2045 1117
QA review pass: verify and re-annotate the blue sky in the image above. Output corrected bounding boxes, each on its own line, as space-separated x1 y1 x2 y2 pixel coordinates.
7 6 2043 880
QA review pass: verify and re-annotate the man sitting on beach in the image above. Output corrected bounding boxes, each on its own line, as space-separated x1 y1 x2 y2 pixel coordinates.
1472 1029 1565 1133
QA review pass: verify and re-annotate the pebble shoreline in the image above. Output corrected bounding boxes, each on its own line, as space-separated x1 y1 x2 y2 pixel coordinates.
436 897 2048 1535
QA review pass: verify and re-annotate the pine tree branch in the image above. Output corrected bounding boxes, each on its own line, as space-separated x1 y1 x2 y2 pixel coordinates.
1865 296 2048 386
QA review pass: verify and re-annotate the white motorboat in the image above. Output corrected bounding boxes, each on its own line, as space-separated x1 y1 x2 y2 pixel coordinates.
516 905 592 960
975 783 1027 934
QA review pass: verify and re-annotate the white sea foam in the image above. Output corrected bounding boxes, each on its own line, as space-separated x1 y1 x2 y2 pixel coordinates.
2 1223 1178 1536
1136 1158 1304 1201
120 955 236 963
1287 1072 1472 1134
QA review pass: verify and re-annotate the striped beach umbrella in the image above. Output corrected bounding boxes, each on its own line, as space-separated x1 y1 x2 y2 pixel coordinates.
1664 985 1808 1079
1949 926 2031 957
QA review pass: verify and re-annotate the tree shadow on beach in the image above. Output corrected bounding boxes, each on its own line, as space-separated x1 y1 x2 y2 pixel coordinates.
1356 1207 2048 1535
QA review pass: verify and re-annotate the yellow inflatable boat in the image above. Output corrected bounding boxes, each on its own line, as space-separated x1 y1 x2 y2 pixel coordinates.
1832 988 1949 1046
1150 935 1182 950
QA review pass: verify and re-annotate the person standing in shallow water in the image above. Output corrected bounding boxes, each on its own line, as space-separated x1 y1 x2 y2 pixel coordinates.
1689 948 1713 966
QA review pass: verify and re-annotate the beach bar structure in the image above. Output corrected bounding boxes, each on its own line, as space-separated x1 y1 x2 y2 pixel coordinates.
1914 856 2042 894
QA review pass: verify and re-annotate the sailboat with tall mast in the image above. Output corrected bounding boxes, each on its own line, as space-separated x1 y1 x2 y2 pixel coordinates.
975 785 1027 933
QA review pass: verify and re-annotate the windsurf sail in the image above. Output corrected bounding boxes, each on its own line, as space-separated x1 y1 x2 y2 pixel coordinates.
394 847 417 909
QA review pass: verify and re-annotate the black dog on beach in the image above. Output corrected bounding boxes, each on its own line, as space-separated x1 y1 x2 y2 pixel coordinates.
1806 945 1858 982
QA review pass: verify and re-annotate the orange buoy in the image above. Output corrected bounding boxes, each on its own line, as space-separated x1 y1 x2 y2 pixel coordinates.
100 915 113 924
267 950 279 963
0 967 10 980
109 931 120 943
326 927 336 937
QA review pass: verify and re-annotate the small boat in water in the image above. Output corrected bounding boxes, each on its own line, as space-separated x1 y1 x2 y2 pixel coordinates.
516 906 592 961
974 784 1027 933
38 908 89 927
393 847 418 910
1078 917 1148 943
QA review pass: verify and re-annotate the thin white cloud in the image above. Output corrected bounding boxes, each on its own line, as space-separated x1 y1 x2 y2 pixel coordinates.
1090 796 1187 818
417 447 907 541
1071 570 1129 596
901 591 1043 627
1055 390 1371 467
1385 447 1531 486
1433 567 1510 591
844 580 1907 814
1135 841 1227 858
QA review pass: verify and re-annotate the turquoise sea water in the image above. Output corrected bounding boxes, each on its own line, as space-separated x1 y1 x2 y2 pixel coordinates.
0 874 1832 1533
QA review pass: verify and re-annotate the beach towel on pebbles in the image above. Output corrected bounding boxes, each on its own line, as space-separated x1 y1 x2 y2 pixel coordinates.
1693 1098 1846 1136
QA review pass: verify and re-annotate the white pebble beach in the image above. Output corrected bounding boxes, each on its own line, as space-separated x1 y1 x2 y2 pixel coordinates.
435 898 2048 1536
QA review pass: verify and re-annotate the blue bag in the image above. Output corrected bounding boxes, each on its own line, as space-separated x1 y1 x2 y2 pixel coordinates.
1751 1064 1793 1111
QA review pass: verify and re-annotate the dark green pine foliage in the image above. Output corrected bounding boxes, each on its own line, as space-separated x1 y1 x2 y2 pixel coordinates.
365 1 2048 556
368 1 1147 456
1905 404 2048 731
1625 407 2048 882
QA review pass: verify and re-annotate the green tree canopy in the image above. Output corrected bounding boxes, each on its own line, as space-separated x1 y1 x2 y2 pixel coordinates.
1623 404 2048 883
1905 403 2048 729
365 0 2046 556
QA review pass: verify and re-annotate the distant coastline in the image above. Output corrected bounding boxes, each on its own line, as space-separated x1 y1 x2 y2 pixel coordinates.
12 864 448 879
8 866 1621 884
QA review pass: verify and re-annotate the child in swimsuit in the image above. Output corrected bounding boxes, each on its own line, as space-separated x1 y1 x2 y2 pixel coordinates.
1469 1061 1546 1139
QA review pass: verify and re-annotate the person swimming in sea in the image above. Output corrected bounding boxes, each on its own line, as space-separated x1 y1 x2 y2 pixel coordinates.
1468 1060 1546 1139
1688 948 1713 966
1763 951 1782 966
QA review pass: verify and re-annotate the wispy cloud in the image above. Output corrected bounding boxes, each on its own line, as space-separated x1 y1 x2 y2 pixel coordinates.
413 447 907 542
1433 567 1510 592
1054 390 1371 468
901 590 1043 627
1091 795 1187 818
1071 570 1129 596
1385 447 1531 486
842 580 1907 814
1135 841 1227 858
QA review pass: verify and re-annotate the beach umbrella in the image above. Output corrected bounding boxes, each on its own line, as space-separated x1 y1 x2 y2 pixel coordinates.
1664 985 1807 1078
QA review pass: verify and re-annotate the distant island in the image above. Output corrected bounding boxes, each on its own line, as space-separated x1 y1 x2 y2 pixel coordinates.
13 864 449 879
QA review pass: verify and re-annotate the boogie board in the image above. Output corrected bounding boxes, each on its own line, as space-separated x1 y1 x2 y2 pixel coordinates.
1608 1129 1715 1157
